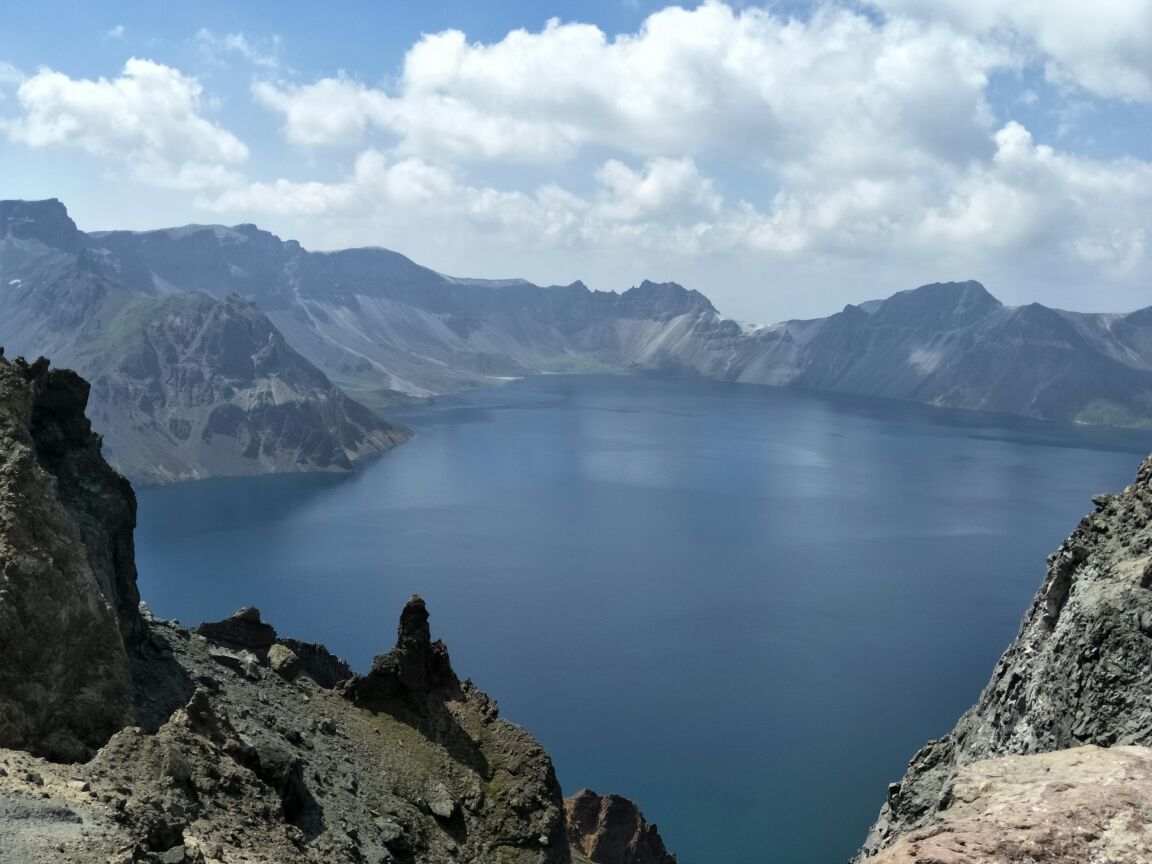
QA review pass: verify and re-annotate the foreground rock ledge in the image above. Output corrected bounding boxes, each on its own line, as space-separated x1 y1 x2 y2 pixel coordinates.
867 746 1152 863
0 356 674 864
859 451 1152 861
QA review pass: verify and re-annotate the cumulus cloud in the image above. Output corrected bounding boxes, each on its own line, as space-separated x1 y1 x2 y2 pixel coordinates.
253 76 389 147
3 2 1149 314
198 150 727 250
253 2 1008 172
918 122 1152 273
4 58 248 189
202 150 458 214
869 0 1152 101
198 113 1152 288
594 158 721 223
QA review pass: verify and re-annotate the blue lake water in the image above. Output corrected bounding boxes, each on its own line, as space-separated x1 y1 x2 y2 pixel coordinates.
135 375 1152 864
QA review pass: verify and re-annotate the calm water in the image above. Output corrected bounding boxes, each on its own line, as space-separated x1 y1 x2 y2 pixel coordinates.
135 375 1152 864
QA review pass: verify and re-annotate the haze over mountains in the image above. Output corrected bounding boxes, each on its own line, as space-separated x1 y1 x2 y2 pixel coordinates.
3 198 1151 482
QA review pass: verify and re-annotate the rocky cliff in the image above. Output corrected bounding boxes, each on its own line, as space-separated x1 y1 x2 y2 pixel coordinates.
0 200 409 485
0 356 675 863
858 451 1152 860
565 790 678 864
0 357 139 762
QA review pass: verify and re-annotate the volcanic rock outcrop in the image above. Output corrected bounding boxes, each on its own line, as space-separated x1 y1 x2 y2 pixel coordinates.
0 355 675 863
866 745 1152 863
858 451 1152 861
565 789 678 864
0 356 140 762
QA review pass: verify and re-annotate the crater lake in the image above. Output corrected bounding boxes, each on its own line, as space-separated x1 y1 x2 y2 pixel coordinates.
135 375 1152 864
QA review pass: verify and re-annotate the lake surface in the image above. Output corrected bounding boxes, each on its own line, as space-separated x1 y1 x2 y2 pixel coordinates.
135 375 1152 864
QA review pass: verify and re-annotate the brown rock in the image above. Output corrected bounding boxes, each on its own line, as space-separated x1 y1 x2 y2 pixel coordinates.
565 789 677 864
865 745 1152 864
860 452 1152 857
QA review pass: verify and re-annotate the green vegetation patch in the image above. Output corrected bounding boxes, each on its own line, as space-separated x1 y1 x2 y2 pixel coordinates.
1073 400 1152 429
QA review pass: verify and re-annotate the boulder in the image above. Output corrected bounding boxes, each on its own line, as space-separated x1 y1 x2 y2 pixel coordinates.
195 607 276 654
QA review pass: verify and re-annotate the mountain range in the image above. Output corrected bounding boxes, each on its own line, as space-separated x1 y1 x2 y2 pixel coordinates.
3 198 1151 482
0 200 409 484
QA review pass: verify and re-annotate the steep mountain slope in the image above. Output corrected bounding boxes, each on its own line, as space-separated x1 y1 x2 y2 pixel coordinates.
858 450 1152 859
0 200 409 484
0 355 673 864
26 199 1151 427
0 358 139 762
88 217 722 405
730 282 1152 425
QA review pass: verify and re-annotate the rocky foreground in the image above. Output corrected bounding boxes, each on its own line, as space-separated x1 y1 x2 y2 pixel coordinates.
858 451 1152 862
0 354 674 863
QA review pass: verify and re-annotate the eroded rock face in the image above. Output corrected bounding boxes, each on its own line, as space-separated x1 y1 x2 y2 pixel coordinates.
0 358 675 863
344 595 459 706
1 603 578 864
859 452 1152 858
0 357 139 761
867 746 1152 864
195 607 276 655
565 790 677 864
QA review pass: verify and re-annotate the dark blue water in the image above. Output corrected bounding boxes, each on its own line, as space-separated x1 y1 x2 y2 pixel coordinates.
135 375 1152 864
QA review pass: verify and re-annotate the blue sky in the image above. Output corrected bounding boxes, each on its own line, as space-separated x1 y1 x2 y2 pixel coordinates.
2 1 1150 320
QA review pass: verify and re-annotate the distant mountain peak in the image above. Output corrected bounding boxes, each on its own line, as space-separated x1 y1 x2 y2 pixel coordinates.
624 279 718 316
907 280 1000 307
872 280 1002 328
0 198 83 253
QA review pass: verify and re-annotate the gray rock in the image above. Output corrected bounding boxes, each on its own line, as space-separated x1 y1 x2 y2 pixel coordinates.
196 608 277 654
276 639 353 689
427 783 456 820
268 644 300 681
0 361 137 761
858 452 1152 858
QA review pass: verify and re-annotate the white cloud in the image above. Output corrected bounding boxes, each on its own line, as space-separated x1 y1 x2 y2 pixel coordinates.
254 2 1008 173
106 24 125 40
199 150 723 246
4 3 1149 316
198 114 1152 288
253 76 389 147
918 122 1152 274
869 0 1152 101
0 61 22 102
594 157 721 222
195 30 282 70
200 149 458 214
4 58 248 189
